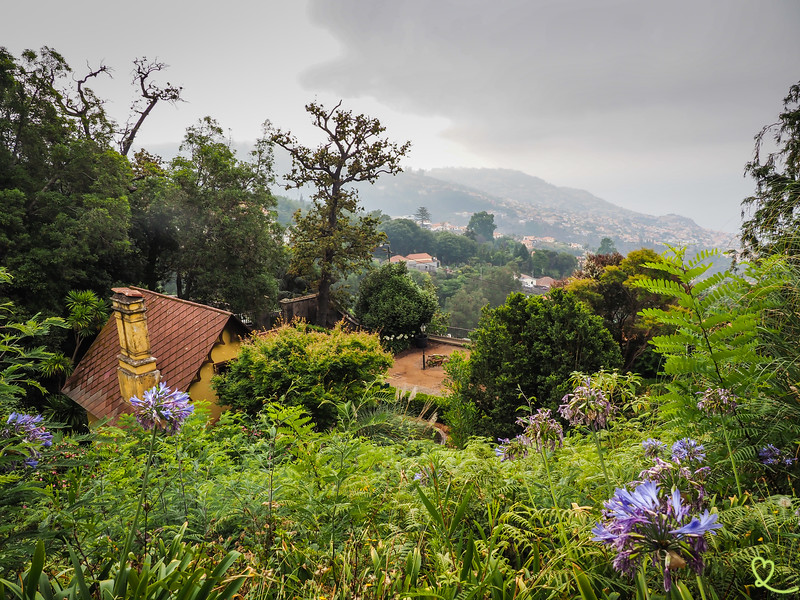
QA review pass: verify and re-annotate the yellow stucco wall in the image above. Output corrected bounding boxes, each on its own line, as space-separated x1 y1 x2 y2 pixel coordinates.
188 324 243 421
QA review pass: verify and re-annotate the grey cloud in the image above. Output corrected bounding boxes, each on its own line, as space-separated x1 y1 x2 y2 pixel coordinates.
299 0 799 230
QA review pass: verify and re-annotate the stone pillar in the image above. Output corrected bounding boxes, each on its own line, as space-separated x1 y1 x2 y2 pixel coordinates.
111 287 160 404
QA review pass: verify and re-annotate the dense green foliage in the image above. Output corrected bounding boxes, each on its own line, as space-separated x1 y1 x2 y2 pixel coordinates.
0 47 284 319
354 262 438 352
466 210 497 242
0 269 67 416
463 289 622 438
565 249 677 372
150 119 284 314
212 323 393 428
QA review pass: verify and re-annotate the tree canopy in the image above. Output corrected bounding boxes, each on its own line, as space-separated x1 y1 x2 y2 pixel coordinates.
463 289 622 438
466 211 496 243
354 262 438 351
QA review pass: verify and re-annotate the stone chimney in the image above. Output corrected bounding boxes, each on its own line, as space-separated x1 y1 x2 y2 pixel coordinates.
111 287 160 403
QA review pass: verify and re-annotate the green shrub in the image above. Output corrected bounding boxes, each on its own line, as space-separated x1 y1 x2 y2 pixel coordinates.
213 322 393 428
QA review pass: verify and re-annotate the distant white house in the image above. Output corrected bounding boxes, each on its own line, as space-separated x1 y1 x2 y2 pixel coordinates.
516 274 556 291
390 252 440 272
517 274 536 290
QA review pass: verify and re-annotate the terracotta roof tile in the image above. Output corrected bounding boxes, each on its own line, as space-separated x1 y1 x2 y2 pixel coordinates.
63 288 245 420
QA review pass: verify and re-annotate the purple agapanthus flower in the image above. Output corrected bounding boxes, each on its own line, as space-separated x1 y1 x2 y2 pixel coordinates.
696 387 737 415
129 382 193 434
559 378 614 431
592 481 722 591
638 440 708 510
759 444 795 467
495 435 532 461
671 438 705 464
1 413 53 469
3 413 53 447
642 438 667 459
517 408 563 453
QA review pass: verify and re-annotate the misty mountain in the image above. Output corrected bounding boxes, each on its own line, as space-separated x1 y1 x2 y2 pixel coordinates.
353 167 736 253
139 141 736 253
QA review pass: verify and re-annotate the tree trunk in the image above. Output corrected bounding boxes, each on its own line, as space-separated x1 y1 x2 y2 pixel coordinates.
317 274 331 327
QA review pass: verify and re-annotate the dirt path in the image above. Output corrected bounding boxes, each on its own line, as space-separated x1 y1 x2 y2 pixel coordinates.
386 341 469 396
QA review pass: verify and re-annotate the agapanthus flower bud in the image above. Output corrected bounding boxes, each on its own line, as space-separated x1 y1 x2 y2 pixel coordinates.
130 382 193 434
696 387 737 415
559 378 614 430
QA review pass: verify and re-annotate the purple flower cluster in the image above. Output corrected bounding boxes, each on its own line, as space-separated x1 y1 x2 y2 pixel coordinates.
696 387 737 415
559 378 614 431
495 435 530 462
518 408 564 453
642 438 667 459
3 413 53 447
671 438 706 464
758 444 795 467
495 408 564 460
639 438 709 509
130 382 193 434
2 413 53 468
592 481 722 591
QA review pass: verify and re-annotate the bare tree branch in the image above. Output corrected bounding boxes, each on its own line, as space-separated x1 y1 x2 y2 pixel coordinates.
118 57 183 156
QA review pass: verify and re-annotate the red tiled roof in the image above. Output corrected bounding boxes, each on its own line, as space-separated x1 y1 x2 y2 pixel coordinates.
63 288 244 421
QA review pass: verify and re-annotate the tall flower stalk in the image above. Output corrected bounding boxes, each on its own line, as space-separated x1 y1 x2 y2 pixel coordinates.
115 383 193 596
697 387 742 498
559 377 615 489
497 408 570 553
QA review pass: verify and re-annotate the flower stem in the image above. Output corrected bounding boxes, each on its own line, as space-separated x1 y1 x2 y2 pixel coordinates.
540 448 572 557
592 429 611 490
119 427 158 567
720 419 743 498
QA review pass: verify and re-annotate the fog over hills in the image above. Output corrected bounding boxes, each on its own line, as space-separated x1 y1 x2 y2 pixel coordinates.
142 142 738 253
354 167 737 253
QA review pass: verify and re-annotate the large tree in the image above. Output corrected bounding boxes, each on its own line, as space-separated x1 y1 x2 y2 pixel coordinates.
564 249 676 373
269 102 411 326
379 218 436 257
0 47 180 316
741 80 800 258
176 120 282 312
464 289 622 438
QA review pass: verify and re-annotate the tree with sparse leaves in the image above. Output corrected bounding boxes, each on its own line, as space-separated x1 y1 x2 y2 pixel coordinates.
269 102 411 326
741 80 800 259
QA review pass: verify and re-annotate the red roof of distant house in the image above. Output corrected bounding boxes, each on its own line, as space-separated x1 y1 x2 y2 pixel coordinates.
62 288 247 421
406 253 436 262
537 276 556 287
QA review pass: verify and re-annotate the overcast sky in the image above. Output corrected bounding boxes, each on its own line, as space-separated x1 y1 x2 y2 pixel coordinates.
3 0 799 232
